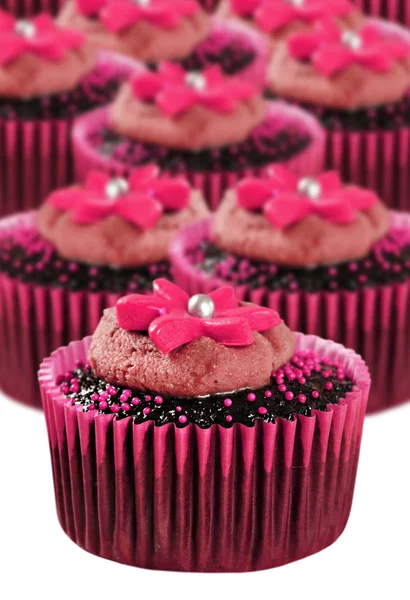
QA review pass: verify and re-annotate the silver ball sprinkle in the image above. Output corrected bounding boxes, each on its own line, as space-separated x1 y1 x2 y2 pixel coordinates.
134 0 150 6
341 30 362 51
104 178 129 200
188 294 215 319
15 19 36 39
185 71 207 91
288 0 304 6
297 177 322 200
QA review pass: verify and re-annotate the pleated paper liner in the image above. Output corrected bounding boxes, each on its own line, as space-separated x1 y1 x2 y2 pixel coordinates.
198 0 220 11
354 0 410 27
0 211 151 408
323 18 410 210
170 212 410 414
39 333 369 572
0 51 139 218
0 0 65 16
73 101 325 211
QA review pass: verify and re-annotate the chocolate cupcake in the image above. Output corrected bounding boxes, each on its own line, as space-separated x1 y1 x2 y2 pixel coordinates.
39 279 370 571
170 166 410 412
73 62 325 209
58 0 268 87
0 167 208 407
0 10 139 216
266 17 410 209
218 0 362 44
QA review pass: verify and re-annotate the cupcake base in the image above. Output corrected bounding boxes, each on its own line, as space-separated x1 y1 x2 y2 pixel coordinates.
0 212 166 408
73 101 325 210
170 214 410 414
0 51 138 218
0 0 65 16
39 333 369 572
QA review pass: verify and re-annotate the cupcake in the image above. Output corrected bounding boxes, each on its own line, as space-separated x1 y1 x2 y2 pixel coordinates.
170 166 410 413
73 63 325 209
39 279 370 571
0 10 140 216
0 0 65 18
353 0 410 28
0 167 208 407
58 0 268 87
266 18 410 210
218 0 362 44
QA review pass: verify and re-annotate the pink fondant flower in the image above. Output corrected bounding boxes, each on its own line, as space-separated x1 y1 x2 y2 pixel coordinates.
116 279 282 353
98 0 199 34
236 165 379 228
0 11 84 66
288 20 410 75
47 166 191 229
232 0 354 33
131 63 256 117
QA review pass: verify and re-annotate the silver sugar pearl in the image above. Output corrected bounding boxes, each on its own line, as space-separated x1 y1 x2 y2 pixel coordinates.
288 0 304 6
185 71 207 91
104 178 129 200
341 30 362 51
15 19 36 39
134 0 150 5
188 294 215 319
297 177 322 200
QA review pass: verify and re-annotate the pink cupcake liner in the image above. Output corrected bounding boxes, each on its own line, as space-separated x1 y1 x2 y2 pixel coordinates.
0 212 141 408
354 0 410 27
0 0 65 16
39 332 369 572
73 101 325 210
170 212 410 414
0 51 139 218
323 18 410 210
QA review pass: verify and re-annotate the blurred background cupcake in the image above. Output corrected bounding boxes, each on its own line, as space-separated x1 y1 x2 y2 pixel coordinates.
170 166 410 413
0 0 65 17
0 166 208 407
218 0 362 45
0 10 139 216
39 280 369 571
73 62 325 209
266 18 410 210
58 0 268 87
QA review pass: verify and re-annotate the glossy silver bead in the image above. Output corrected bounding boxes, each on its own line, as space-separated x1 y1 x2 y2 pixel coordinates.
297 177 322 200
341 30 362 51
135 0 150 6
185 71 207 91
15 20 36 39
188 294 215 319
105 178 129 200
288 0 304 7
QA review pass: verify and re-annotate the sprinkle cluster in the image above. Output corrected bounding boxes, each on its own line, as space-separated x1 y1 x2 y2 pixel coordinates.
188 228 410 292
91 124 311 173
0 226 170 292
59 349 354 428
268 90 410 132
0 61 130 121
180 25 256 76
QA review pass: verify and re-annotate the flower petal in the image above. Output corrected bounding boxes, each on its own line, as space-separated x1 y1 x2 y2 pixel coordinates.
209 286 239 312
149 314 201 353
116 294 167 331
236 178 274 211
84 171 111 194
226 304 282 332
153 178 191 211
117 194 163 229
153 278 189 309
203 317 255 346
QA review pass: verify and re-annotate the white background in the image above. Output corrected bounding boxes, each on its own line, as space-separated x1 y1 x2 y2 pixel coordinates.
1 392 409 600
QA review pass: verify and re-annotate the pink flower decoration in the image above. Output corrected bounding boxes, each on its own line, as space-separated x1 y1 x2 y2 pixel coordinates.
116 279 282 353
288 20 410 75
0 11 85 66
236 165 379 229
47 166 191 230
231 0 354 34
98 0 199 34
131 63 256 117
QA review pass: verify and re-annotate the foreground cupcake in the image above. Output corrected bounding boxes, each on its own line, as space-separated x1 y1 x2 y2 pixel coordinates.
39 279 369 571
266 18 410 209
170 166 410 413
73 63 325 209
58 0 268 86
0 167 208 407
219 0 362 44
0 10 139 216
